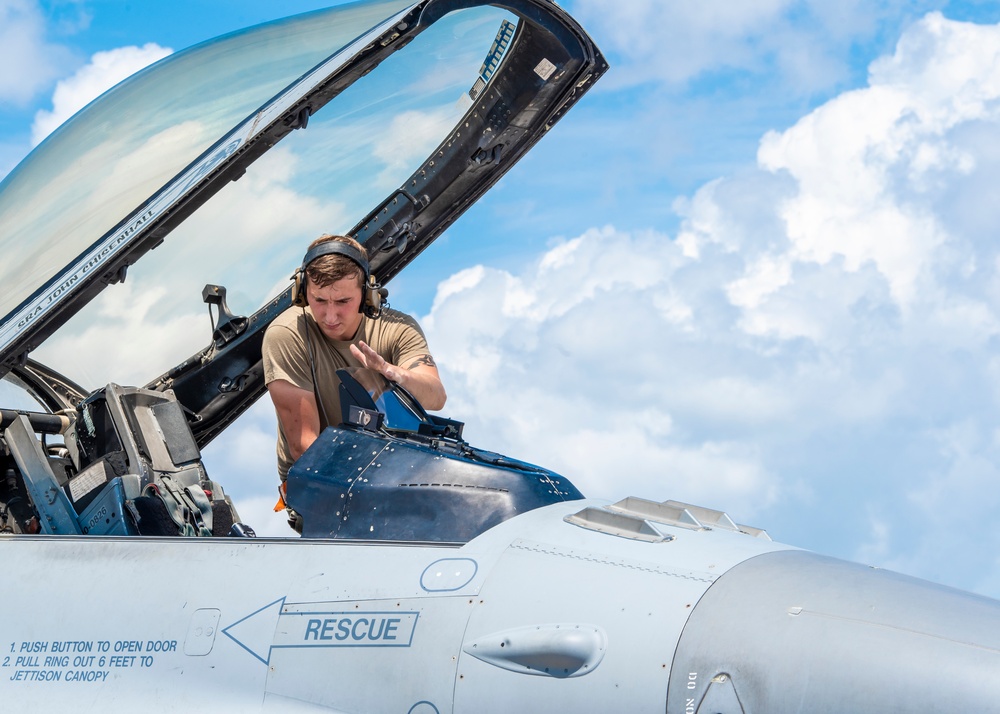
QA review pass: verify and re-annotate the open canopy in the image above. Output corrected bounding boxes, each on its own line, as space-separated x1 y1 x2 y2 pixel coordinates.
0 0 606 404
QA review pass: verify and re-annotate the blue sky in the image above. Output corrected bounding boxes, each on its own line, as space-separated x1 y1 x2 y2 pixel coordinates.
4 0 1000 599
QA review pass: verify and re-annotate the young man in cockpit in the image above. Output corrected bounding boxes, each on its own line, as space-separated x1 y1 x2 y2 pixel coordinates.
262 234 446 512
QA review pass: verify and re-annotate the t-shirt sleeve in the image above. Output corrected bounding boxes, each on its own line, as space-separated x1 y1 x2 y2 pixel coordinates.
385 312 433 368
262 322 314 391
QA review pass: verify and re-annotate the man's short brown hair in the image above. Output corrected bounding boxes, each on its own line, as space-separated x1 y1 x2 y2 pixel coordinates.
304 234 368 289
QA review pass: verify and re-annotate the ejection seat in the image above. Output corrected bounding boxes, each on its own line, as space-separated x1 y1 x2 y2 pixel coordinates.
3 383 238 537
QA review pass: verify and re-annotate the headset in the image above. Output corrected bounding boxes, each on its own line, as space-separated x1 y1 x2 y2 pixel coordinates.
291 239 388 319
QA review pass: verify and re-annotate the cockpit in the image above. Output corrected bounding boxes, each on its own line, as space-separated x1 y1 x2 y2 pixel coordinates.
0 369 236 537
0 365 582 540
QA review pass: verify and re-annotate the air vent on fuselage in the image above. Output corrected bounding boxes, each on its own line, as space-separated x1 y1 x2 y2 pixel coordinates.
564 496 771 542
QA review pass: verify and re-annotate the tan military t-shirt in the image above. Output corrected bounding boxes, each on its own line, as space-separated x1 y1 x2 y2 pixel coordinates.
262 306 433 479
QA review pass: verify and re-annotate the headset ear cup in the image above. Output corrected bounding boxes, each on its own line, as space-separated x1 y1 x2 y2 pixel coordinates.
291 269 307 307
362 276 387 319
363 284 375 317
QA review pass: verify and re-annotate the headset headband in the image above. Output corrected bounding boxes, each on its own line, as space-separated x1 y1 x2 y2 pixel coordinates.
301 240 369 280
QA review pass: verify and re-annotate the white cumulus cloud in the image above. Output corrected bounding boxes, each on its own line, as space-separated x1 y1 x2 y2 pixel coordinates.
31 43 172 146
422 12 1000 596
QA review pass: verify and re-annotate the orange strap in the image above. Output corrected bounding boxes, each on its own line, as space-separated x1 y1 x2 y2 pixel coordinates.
273 482 287 512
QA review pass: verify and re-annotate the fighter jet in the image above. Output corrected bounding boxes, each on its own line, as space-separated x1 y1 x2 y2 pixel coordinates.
0 1 997 712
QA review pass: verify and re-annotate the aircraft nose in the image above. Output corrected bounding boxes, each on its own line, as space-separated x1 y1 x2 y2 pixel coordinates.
667 550 1000 713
